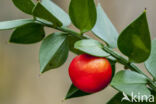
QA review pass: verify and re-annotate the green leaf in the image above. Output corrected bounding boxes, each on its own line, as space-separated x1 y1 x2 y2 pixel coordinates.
67 35 83 54
111 70 151 99
145 39 156 80
39 32 69 73
74 39 109 57
107 91 156 104
33 2 62 27
92 3 118 48
12 0 35 15
69 0 97 33
41 0 71 26
10 23 45 44
118 11 151 63
65 84 90 99
0 19 33 30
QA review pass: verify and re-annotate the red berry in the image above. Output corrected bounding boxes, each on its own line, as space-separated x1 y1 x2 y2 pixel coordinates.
69 54 112 93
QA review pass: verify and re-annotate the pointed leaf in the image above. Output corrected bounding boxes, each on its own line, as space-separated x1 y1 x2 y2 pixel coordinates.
65 84 90 99
0 19 33 30
33 2 62 27
10 23 45 44
39 32 69 73
69 0 97 33
92 4 118 48
74 39 109 57
12 0 35 15
145 39 156 80
111 70 151 99
41 0 71 26
118 11 151 63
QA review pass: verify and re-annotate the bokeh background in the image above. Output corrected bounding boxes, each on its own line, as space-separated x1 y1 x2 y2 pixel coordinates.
0 0 156 104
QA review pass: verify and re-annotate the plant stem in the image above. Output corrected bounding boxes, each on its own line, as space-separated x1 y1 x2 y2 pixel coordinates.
36 20 84 39
39 20 156 91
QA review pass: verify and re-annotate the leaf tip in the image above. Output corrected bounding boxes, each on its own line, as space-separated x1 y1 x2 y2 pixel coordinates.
40 69 45 74
64 96 68 100
144 8 147 13
9 37 16 43
40 66 45 73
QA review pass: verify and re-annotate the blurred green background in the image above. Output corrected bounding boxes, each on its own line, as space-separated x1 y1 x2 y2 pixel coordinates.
0 0 156 104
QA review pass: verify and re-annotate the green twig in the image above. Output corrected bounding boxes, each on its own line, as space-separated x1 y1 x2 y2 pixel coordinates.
36 20 84 39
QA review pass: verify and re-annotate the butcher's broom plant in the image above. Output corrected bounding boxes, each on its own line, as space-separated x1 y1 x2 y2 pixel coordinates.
0 0 156 103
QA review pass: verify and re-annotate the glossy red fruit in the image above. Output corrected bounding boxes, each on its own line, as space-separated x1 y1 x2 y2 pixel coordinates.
69 54 112 93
